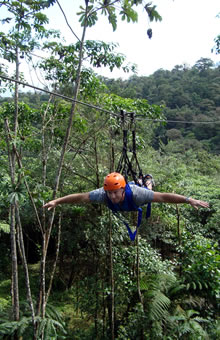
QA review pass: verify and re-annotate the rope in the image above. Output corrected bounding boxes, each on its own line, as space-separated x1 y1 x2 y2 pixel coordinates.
135 117 220 124
116 111 142 183
130 112 142 178
0 74 117 117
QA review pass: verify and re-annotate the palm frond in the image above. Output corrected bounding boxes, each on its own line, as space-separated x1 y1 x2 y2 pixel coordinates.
190 319 209 335
149 291 171 320
180 323 191 335
0 317 32 337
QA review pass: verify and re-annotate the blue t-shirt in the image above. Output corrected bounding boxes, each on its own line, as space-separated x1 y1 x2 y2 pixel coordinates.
89 183 154 208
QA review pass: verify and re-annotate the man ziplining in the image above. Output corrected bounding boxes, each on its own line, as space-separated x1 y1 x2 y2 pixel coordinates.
43 172 209 240
43 172 209 210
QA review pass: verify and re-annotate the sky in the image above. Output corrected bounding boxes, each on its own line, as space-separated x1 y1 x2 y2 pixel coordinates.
0 0 219 89
41 0 220 79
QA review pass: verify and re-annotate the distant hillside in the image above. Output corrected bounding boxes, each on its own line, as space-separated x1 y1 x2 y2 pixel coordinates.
102 58 220 154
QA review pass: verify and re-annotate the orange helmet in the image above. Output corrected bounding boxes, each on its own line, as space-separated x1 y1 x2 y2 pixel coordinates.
103 172 126 191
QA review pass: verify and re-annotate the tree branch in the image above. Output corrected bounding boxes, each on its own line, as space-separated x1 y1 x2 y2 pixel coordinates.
56 0 80 42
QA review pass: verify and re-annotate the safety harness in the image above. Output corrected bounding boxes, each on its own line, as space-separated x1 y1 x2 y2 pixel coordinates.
116 111 143 184
106 183 151 241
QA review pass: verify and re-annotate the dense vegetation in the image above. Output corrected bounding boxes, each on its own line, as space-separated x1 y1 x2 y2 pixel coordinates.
0 1 219 339
102 58 220 154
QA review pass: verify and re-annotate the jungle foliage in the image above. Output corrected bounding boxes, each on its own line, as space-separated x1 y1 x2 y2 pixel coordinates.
102 58 220 154
0 1 219 339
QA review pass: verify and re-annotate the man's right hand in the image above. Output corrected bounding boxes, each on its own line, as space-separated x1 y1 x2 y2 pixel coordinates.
42 200 57 211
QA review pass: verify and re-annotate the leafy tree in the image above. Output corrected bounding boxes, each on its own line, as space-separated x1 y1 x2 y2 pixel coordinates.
0 0 60 337
34 3 163 336
104 59 220 154
168 308 208 340
178 232 220 303
1 2 219 339
212 34 220 54
212 12 220 55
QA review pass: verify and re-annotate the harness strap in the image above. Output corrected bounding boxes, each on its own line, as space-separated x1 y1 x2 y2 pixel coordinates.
116 111 142 185
106 184 150 241
146 202 151 218
113 208 142 241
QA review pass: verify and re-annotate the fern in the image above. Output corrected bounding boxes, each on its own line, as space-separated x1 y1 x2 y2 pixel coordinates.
190 319 209 335
45 303 64 323
180 323 191 335
140 273 173 323
0 302 67 339
168 307 209 339
36 305 67 339
36 316 47 338
45 318 53 340
17 316 31 336
0 317 32 337
149 291 170 320
168 282 186 297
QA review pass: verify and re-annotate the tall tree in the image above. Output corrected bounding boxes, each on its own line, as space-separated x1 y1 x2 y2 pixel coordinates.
0 0 58 337
212 12 220 54
0 1 163 337
39 2 162 336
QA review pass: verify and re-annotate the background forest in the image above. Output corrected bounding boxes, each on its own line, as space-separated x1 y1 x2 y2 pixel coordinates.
0 1 219 339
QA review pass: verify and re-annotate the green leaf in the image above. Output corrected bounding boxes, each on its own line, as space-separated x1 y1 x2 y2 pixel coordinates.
0 222 10 234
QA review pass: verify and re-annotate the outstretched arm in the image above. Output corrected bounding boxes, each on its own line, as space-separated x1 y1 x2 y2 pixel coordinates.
43 193 90 211
153 192 209 210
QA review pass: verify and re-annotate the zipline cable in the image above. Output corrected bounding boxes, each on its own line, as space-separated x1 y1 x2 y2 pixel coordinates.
0 74 117 116
136 117 220 124
1 74 220 125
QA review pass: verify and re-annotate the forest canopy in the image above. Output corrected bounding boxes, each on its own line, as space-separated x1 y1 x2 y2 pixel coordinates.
0 1 219 339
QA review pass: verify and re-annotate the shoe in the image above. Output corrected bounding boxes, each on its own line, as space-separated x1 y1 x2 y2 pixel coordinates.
143 174 155 187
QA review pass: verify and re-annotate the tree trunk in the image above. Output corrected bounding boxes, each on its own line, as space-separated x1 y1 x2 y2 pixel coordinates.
176 204 182 277
10 204 19 322
136 230 144 305
102 279 106 338
108 211 115 340
37 0 90 323
94 257 99 338
136 230 145 340
5 120 38 337
45 213 62 305
94 136 100 188
8 44 20 325
15 204 36 328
